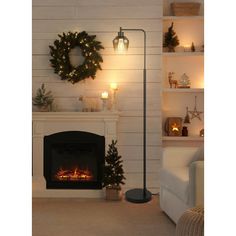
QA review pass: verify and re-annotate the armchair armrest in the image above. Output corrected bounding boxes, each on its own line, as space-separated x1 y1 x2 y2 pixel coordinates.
189 160 204 206
162 147 200 168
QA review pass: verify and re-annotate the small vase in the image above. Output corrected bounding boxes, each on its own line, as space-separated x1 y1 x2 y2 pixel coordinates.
182 126 188 136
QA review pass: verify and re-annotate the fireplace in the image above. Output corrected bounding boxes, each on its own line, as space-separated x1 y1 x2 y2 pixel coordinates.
33 112 119 197
44 131 105 189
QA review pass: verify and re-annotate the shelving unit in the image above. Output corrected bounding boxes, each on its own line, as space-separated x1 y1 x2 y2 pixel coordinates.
162 0 204 147
163 16 204 20
162 136 203 141
162 88 204 93
162 52 204 57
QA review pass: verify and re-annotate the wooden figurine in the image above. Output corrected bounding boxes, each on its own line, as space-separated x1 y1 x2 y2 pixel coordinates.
168 72 178 88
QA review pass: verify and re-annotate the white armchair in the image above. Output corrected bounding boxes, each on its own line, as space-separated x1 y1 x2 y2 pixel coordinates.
160 147 204 223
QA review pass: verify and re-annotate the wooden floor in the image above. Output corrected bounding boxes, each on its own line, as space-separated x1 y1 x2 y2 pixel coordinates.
33 196 175 236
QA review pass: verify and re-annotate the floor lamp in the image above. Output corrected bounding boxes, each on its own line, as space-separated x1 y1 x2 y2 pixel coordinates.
113 27 152 203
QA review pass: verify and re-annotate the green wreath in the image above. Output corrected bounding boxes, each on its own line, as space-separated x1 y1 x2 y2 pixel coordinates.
49 31 104 84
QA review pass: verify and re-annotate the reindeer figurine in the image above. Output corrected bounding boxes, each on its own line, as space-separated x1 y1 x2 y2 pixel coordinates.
168 72 178 88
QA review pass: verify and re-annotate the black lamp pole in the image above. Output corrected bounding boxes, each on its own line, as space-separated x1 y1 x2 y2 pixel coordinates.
113 27 152 203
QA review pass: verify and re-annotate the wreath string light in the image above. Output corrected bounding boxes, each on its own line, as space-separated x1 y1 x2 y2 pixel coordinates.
49 31 104 84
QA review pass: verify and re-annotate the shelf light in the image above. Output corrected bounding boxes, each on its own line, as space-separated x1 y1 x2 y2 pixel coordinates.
183 44 191 52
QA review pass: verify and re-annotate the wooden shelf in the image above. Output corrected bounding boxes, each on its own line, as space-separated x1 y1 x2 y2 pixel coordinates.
163 16 204 20
162 88 204 93
162 52 204 57
162 136 204 141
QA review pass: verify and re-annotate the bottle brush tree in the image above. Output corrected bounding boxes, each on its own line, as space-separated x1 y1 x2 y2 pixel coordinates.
103 140 125 189
191 42 195 52
163 22 180 52
32 83 54 110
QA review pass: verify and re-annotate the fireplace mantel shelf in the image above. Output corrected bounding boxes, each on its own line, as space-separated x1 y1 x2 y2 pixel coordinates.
33 111 120 121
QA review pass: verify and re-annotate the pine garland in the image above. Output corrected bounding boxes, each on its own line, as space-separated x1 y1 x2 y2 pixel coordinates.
49 31 104 84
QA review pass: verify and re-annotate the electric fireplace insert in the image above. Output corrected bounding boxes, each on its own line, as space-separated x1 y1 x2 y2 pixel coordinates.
44 131 105 189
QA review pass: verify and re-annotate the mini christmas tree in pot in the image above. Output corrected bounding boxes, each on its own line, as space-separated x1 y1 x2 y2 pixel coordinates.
32 83 54 111
163 22 180 52
103 140 126 201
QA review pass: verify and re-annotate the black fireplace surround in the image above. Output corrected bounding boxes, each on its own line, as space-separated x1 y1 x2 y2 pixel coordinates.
44 131 105 189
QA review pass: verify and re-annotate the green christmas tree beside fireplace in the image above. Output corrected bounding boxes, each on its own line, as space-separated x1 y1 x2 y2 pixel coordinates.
103 140 125 200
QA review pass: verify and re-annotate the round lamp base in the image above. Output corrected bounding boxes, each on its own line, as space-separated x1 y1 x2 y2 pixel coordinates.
125 188 152 203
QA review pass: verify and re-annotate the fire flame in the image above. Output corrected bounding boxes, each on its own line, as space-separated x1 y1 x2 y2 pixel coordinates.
171 123 179 132
55 167 93 181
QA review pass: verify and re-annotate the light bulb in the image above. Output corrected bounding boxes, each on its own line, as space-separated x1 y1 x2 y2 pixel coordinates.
110 83 118 90
117 38 125 52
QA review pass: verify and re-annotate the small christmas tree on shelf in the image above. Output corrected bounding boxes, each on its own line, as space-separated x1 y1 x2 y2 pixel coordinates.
163 22 180 52
103 140 125 200
178 73 191 88
191 42 196 52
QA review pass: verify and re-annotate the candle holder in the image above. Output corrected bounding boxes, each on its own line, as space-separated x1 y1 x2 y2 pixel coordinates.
101 98 108 111
101 91 109 111
110 83 118 111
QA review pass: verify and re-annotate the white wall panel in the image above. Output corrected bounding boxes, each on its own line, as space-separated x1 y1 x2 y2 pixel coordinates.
33 81 161 98
33 0 162 7
118 117 161 133
33 6 162 19
33 7 76 19
33 70 162 83
118 133 161 146
33 38 161 54
32 19 162 33
33 0 76 6
74 0 162 7
118 145 162 160
32 0 163 193
33 32 162 47
33 55 161 70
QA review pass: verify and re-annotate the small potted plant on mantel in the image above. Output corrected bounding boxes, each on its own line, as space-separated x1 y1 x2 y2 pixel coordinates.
32 83 54 112
103 140 126 201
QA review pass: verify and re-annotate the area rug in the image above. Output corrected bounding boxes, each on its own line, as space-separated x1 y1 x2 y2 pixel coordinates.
33 195 175 236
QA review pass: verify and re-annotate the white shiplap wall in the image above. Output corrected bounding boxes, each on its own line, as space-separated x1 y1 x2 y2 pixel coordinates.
32 0 162 193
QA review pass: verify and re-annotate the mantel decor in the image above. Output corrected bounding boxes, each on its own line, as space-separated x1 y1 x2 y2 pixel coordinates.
33 83 54 112
49 31 104 84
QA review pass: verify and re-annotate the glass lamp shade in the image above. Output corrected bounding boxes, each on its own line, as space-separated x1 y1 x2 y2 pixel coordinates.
113 31 129 52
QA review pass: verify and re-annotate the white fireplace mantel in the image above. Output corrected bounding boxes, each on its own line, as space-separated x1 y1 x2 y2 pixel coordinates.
32 111 120 198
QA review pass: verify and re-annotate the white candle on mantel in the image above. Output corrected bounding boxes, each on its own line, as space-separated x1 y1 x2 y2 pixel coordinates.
110 82 118 91
101 91 109 99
